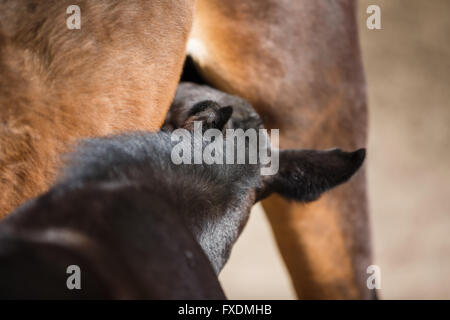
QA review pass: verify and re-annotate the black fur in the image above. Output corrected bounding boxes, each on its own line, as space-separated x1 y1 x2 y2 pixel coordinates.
268 148 366 202
0 83 365 299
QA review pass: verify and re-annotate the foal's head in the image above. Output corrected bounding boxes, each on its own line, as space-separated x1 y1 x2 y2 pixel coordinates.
160 83 366 272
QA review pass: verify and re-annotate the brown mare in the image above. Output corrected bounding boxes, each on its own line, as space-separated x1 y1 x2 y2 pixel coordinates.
0 0 372 299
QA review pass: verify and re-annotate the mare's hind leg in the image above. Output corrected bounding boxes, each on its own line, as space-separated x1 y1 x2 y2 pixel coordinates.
190 0 374 299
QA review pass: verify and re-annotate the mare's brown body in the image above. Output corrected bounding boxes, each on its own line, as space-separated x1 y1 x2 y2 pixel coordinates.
0 0 194 216
0 0 372 299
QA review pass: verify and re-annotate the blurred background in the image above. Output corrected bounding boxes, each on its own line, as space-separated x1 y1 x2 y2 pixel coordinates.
219 0 450 299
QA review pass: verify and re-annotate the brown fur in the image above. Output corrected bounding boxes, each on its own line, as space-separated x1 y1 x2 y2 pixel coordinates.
189 0 373 299
0 0 373 299
0 0 195 217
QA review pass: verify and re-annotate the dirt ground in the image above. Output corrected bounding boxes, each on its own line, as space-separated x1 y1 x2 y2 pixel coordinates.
219 0 450 299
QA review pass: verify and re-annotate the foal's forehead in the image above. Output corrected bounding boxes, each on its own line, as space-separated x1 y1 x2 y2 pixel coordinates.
175 83 258 116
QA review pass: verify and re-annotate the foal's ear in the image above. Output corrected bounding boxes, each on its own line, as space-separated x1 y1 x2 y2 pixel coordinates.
213 106 233 131
260 148 366 202
182 101 233 131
